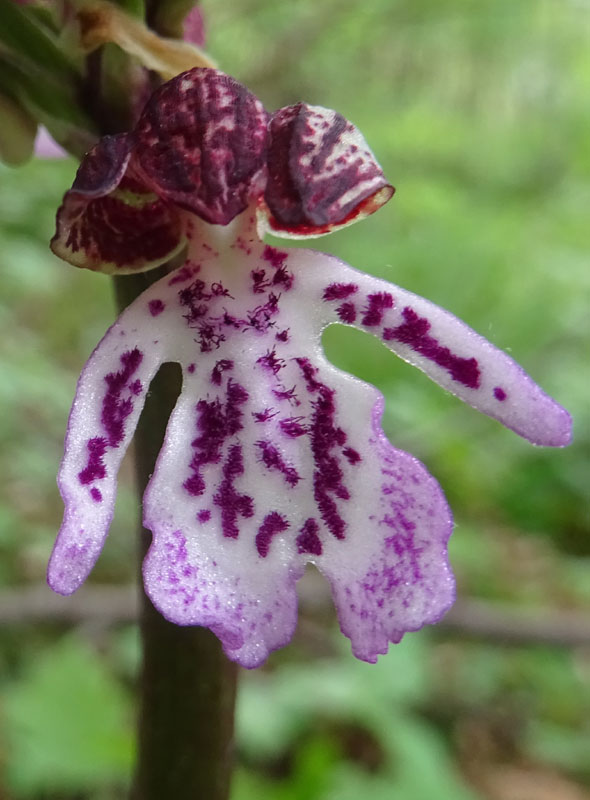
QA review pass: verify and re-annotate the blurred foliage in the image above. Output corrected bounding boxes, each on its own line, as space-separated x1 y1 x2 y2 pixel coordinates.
0 0 589 798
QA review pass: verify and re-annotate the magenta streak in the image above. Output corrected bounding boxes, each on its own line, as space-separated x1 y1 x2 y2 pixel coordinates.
183 380 249 496
78 437 107 485
255 511 289 557
383 307 481 389
256 441 300 486
296 518 322 555
297 358 349 540
101 348 143 447
78 348 143 488
213 444 254 539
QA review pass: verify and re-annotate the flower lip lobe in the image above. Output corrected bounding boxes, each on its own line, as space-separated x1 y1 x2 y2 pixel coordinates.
133 68 269 225
263 103 394 237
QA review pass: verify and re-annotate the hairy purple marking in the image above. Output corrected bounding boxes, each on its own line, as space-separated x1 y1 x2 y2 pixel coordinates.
296 518 323 556
323 282 358 301
90 487 103 502
78 436 108 485
101 349 143 447
257 348 285 375
279 417 307 438
297 360 349 540
129 379 142 396
187 363 196 374
273 384 300 406
275 329 289 343
253 407 278 423
211 359 234 386
494 386 507 401
246 293 280 332
251 269 269 294
149 299 165 316
361 292 394 327
383 307 481 389
168 263 198 286
337 301 356 323
213 445 255 539
255 511 289 558
183 380 249 496
197 509 211 523
256 441 300 487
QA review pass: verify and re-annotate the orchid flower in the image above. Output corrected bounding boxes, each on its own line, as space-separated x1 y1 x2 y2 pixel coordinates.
47 68 571 668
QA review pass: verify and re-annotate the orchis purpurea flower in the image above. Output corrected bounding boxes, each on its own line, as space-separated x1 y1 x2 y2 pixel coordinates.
47 68 571 668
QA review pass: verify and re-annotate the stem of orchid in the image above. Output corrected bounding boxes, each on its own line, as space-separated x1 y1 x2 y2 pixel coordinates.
114 268 237 800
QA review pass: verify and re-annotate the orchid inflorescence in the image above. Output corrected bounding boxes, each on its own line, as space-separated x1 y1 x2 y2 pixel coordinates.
47 67 571 668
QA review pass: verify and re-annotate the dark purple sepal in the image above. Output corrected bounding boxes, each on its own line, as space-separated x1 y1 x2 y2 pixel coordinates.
51 135 185 275
261 103 394 238
133 68 269 226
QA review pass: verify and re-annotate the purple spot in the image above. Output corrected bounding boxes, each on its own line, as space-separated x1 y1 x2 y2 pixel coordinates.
90 487 103 502
255 511 289 558
149 299 165 316
275 329 289 342
262 244 288 269
197 509 211 523
253 407 278 423
129 379 142 396
246 293 280 332
337 302 356 323
279 417 307 438
78 437 107 485
187 363 196 374
101 348 143 447
296 518 322 555
257 348 285 374
251 269 269 293
494 386 507 401
211 359 233 386
383 307 480 389
256 441 300 487
343 447 361 465
323 283 358 301
273 385 299 406
213 444 254 539
361 292 393 327
272 265 294 291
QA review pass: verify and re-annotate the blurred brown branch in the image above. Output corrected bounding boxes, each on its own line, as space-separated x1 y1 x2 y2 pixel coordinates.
1 586 590 648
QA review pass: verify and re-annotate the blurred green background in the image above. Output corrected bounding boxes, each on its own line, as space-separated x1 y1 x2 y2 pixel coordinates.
0 0 589 798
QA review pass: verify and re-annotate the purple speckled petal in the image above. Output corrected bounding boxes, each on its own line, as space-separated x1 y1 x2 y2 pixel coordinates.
51 134 185 274
133 68 269 225
313 256 572 447
261 103 394 238
48 314 163 594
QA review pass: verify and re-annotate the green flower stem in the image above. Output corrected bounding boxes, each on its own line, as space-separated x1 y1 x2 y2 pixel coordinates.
114 269 237 800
